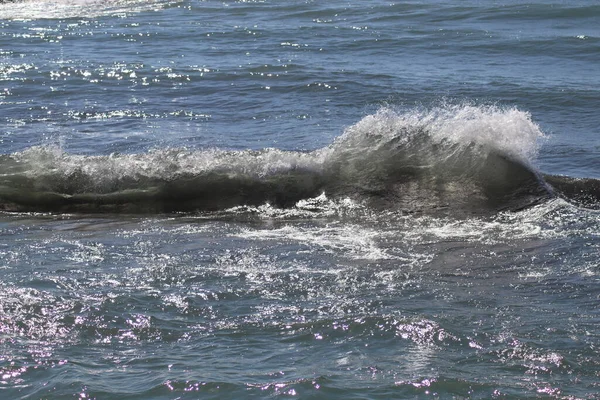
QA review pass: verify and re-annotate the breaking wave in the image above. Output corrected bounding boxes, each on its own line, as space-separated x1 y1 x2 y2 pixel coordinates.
0 104 597 215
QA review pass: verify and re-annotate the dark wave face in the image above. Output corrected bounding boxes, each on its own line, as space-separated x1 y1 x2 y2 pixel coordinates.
0 105 597 215
542 175 600 210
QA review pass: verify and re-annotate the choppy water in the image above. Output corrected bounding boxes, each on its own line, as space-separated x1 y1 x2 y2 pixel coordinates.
1 1 599 399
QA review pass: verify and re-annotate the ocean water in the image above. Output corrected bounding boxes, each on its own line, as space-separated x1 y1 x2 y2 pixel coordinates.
1 0 599 399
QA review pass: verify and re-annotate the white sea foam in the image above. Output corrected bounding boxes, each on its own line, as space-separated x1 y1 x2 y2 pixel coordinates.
237 223 401 261
329 103 543 165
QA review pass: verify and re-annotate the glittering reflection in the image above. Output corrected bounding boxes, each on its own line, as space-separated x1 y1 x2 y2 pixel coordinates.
0 285 79 344
0 0 179 20
0 205 598 398
0 63 37 80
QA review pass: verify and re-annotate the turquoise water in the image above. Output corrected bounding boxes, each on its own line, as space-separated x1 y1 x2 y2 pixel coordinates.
1 1 599 398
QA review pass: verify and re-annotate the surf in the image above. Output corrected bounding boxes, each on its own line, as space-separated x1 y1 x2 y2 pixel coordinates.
0 105 597 215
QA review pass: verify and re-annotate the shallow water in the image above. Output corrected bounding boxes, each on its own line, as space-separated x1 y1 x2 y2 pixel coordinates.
1 1 599 399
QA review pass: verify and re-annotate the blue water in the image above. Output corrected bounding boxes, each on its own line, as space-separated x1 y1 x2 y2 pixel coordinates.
1 1 599 398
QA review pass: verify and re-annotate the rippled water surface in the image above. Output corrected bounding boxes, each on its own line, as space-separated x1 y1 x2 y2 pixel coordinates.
1 1 599 399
